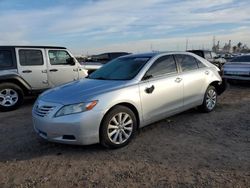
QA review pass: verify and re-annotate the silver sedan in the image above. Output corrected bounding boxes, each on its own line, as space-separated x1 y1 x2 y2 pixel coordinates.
32 52 225 148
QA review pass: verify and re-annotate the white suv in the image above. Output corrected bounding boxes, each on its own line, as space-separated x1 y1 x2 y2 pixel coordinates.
0 46 88 111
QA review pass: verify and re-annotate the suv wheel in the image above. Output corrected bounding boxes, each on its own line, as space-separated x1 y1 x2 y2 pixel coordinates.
0 83 24 111
199 85 217 112
100 105 137 149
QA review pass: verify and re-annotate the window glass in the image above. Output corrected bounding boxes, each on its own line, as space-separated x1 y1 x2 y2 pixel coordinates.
0 50 13 68
204 52 212 59
230 55 250 62
196 59 206 68
89 57 150 80
49 50 71 65
146 55 177 77
19 50 43 66
176 55 199 72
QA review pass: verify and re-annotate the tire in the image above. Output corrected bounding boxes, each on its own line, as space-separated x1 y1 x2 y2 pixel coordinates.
100 105 137 149
0 83 24 111
199 85 217 113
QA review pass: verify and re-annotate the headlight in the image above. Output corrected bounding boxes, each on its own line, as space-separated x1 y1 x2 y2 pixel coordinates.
55 100 98 117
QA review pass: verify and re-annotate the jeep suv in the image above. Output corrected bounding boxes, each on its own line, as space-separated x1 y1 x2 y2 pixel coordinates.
0 46 88 111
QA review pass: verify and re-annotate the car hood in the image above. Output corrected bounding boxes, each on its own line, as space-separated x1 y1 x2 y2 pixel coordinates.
40 79 129 105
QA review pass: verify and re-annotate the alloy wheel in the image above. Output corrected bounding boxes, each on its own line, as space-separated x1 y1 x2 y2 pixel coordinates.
206 89 217 110
0 89 19 107
107 112 133 144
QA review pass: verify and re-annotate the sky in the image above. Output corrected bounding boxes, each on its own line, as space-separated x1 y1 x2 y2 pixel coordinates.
0 0 250 55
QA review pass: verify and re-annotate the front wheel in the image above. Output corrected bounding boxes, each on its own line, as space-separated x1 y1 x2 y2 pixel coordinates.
100 105 137 149
0 83 24 111
199 85 217 112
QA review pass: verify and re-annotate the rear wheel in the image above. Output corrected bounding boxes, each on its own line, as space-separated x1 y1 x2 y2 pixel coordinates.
100 105 137 149
0 83 24 111
199 85 217 112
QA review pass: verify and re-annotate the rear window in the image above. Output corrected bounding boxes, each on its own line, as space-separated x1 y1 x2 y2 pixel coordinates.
230 55 250 62
0 50 13 68
19 50 44 66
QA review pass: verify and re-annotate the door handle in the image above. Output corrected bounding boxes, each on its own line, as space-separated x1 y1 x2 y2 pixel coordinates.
42 70 47 73
49 69 58 72
205 71 209 75
73 68 78 72
22 70 32 73
145 85 155 94
175 77 182 83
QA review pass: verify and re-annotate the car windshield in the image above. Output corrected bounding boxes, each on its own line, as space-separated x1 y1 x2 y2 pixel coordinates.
88 56 150 80
230 55 250 62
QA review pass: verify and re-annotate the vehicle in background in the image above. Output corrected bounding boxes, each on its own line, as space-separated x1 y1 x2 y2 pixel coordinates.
80 52 130 74
33 52 225 148
188 50 226 69
217 52 236 62
223 54 250 82
0 46 88 111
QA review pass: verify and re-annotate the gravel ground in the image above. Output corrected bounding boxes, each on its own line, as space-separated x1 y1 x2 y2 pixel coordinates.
0 84 250 188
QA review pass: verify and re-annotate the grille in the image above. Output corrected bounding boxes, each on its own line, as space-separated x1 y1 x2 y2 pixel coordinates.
34 105 55 117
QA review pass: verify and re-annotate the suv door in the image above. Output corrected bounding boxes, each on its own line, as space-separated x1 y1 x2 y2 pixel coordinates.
139 55 183 124
175 54 207 108
16 48 49 89
46 49 79 87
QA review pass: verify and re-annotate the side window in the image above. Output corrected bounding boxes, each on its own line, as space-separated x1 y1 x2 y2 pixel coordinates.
49 50 71 65
176 55 198 72
196 59 206 68
19 50 43 66
0 50 13 68
204 52 212 59
146 55 177 77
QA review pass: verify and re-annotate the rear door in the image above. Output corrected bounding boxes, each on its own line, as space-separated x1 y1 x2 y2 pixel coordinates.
16 48 49 89
175 54 207 107
139 55 183 124
46 49 79 87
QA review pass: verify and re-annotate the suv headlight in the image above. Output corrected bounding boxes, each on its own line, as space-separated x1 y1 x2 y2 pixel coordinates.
55 100 98 117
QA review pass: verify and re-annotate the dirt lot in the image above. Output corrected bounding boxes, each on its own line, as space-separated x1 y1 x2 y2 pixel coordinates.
0 84 250 188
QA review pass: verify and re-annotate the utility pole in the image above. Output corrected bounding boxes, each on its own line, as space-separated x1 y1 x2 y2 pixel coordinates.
186 38 189 51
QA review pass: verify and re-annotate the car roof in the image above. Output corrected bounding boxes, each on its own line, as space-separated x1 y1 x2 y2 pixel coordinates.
0 46 66 49
121 51 195 59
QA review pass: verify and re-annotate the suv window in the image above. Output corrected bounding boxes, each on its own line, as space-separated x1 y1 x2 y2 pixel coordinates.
0 50 13 68
176 55 199 72
19 50 43 66
146 55 177 77
49 50 71 65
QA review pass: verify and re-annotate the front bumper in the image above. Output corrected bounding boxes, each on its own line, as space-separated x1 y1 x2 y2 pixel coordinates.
32 101 103 145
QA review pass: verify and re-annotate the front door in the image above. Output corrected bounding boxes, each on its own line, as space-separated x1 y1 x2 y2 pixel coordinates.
16 48 49 89
139 55 183 124
46 49 79 87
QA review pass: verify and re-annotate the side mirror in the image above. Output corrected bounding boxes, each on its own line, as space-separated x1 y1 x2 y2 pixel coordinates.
66 57 76 66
